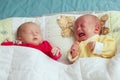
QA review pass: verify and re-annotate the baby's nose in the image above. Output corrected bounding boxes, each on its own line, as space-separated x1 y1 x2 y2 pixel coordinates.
76 26 81 31
33 32 38 35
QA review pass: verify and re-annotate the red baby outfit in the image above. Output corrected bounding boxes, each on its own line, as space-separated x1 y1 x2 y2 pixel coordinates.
1 40 61 60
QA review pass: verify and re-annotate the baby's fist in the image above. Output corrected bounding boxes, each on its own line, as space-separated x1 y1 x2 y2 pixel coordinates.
87 41 95 51
71 42 79 58
51 47 60 56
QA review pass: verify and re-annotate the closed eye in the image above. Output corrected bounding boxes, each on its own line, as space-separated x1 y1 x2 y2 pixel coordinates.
35 31 40 34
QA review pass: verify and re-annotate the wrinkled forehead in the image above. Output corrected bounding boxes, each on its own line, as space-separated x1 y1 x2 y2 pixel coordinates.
77 15 96 23
74 15 98 27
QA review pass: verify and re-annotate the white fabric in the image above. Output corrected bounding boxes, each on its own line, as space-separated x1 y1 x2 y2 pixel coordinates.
93 42 103 54
0 46 120 80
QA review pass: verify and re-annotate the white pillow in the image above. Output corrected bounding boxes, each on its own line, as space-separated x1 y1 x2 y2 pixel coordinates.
0 18 13 43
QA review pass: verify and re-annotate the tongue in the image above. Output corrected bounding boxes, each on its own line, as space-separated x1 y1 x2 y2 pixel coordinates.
79 33 85 37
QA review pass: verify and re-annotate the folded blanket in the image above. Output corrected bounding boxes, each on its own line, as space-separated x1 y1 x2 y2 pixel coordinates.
0 46 120 80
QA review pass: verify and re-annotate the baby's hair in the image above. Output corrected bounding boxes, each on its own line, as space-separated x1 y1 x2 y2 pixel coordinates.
16 22 39 38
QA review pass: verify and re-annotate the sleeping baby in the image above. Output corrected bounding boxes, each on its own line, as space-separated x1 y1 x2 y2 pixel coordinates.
1 22 62 60
67 14 117 63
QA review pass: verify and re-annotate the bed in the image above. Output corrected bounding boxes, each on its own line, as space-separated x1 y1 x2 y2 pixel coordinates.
0 0 120 80
0 11 120 80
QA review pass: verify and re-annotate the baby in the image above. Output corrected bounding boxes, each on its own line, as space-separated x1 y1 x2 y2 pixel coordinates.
67 14 117 63
1 22 62 60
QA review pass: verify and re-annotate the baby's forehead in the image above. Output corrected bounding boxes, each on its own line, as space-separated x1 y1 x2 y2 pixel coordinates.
20 23 40 30
76 15 98 24
80 15 96 21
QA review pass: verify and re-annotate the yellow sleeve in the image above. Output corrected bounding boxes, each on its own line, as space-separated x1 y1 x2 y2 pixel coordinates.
67 51 79 63
98 35 117 58
67 41 80 63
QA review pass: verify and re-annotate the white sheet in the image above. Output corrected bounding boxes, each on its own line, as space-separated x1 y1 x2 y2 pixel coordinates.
0 46 120 80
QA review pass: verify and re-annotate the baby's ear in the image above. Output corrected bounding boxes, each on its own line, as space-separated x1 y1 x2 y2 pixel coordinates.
94 25 101 34
17 36 22 41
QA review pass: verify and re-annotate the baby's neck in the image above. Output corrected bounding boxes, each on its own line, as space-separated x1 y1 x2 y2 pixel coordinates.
85 34 99 42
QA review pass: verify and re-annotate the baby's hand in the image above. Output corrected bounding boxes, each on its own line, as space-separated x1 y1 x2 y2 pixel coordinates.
3 38 11 42
1 38 13 45
51 47 60 56
71 42 79 58
87 41 95 51
14 40 22 45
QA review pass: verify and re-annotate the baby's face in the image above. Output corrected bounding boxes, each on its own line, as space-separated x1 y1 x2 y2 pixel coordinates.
18 23 42 45
74 15 100 41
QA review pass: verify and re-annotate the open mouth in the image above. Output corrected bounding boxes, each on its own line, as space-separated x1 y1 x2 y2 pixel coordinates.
78 33 85 37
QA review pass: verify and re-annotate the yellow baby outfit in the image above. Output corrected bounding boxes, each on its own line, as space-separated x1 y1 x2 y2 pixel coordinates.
68 35 117 63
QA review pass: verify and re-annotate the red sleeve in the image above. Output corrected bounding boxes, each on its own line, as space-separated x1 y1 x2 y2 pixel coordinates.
1 41 14 46
42 41 62 60
49 51 62 60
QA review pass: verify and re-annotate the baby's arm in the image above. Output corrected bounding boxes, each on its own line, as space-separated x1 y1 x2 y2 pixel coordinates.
43 41 62 60
87 41 95 52
51 47 62 60
1 38 22 46
98 36 117 58
88 36 117 58
1 38 13 45
67 42 80 63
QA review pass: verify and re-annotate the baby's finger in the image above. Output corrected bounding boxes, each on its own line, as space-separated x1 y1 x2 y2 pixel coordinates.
14 40 22 44
4 38 10 42
55 49 59 56
51 48 56 55
52 48 59 56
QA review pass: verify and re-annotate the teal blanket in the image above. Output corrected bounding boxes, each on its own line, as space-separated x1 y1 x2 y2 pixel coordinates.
0 0 119 20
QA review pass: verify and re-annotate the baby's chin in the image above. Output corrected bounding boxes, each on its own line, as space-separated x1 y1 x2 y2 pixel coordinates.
32 39 43 45
32 43 39 45
79 38 87 42
32 42 42 45
27 41 41 45
77 36 87 42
